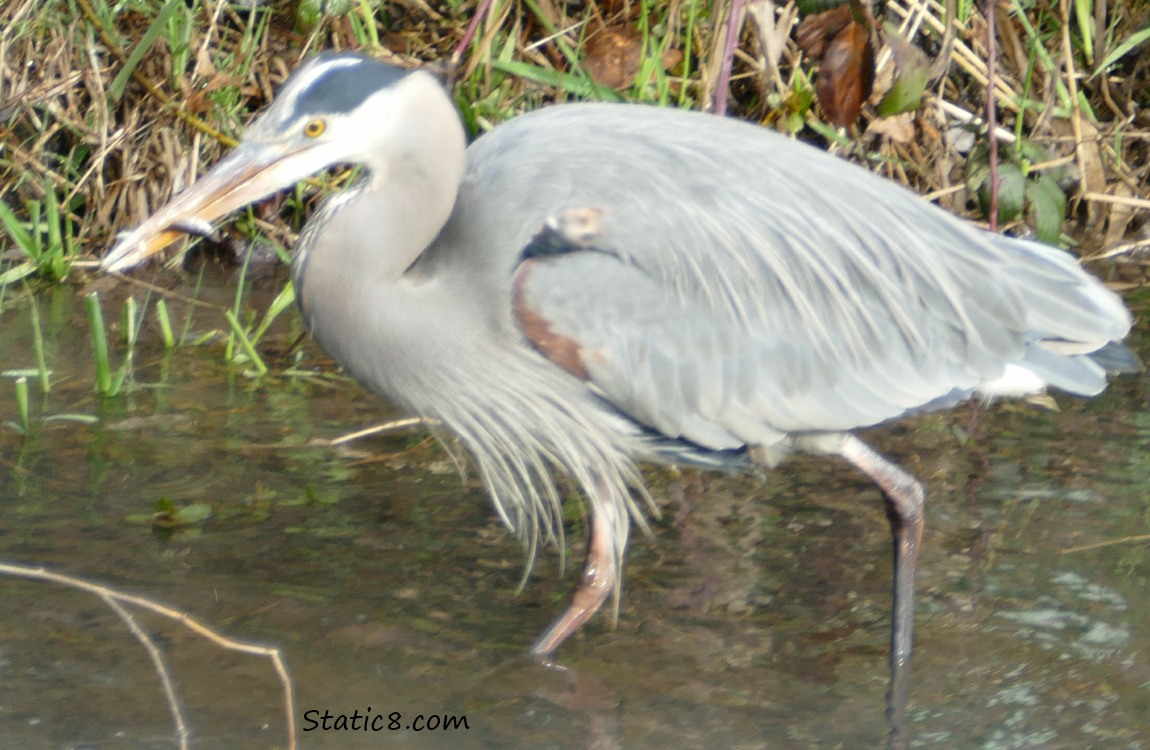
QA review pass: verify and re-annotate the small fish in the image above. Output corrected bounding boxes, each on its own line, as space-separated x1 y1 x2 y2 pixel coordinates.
169 217 220 242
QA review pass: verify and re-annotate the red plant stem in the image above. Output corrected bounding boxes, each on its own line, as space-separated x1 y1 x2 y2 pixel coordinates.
986 0 1000 231
453 0 495 64
713 0 746 115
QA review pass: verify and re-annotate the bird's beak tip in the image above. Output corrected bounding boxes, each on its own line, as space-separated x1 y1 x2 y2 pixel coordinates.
101 141 287 275
100 236 142 274
101 227 184 274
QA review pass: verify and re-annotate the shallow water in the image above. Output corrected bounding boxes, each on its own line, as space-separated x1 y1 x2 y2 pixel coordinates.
0 282 1147 749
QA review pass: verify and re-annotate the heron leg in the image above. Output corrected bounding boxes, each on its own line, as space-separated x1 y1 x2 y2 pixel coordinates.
838 435 924 750
531 479 624 659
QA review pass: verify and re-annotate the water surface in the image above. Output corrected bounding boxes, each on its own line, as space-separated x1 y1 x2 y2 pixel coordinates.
0 282 1146 749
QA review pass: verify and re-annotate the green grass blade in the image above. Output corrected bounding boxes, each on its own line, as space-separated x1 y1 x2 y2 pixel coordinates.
28 297 49 393
0 199 37 259
85 293 113 395
44 181 62 266
492 60 625 102
224 309 269 376
14 376 29 435
122 296 138 347
249 282 296 346
109 0 183 100
156 299 176 348
0 263 38 286
1092 27 1150 78
1074 0 1094 64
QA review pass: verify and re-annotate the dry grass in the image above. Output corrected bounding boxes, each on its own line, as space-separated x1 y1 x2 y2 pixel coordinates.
0 0 1147 280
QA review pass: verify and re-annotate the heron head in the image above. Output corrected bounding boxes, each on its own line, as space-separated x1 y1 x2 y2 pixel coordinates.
102 53 460 273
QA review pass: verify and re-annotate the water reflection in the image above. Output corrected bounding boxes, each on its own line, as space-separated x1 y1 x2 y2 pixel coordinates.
0 286 1146 749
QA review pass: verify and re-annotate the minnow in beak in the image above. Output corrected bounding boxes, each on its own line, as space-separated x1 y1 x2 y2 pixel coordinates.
102 142 308 273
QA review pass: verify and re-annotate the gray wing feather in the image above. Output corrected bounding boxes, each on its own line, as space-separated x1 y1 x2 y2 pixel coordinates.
518 251 967 448
455 104 1131 448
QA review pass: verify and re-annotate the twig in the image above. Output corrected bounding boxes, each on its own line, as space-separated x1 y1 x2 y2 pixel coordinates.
0 562 297 750
1080 237 1150 262
322 417 438 446
99 593 191 749
937 99 1016 142
101 272 231 312
1081 192 1150 211
1062 534 1150 554
886 0 1022 112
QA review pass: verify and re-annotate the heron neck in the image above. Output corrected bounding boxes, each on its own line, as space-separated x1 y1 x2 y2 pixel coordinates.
295 90 467 290
291 128 492 408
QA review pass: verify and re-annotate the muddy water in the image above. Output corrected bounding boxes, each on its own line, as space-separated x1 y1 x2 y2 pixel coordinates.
0 281 1146 749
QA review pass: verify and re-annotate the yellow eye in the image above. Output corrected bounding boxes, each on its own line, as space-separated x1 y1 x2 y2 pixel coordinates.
303 119 326 138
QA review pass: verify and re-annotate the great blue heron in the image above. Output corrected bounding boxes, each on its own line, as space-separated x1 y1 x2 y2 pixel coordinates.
102 52 1136 745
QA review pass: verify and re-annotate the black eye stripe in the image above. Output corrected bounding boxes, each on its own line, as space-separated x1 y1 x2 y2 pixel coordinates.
288 54 411 120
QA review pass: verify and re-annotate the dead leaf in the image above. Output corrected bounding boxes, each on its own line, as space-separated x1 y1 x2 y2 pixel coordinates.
180 72 243 116
817 21 874 128
796 5 853 62
867 111 915 143
584 25 682 90
195 47 218 79
797 7 875 128
1075 119 1108 229
1101 182 1138 248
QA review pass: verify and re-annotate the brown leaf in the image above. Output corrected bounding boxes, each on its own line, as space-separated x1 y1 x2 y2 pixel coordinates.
1102 183 1138 248
583 25 682 91
584 27 645 90
866 111 915 143
181 73 240 115
1075 119 1108 229
815 21 874 128
796 6 854 62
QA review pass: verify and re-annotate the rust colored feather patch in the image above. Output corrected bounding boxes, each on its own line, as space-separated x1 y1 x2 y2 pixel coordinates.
512 260 591 381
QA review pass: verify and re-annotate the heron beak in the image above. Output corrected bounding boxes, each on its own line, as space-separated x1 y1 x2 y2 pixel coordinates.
102 142 302 273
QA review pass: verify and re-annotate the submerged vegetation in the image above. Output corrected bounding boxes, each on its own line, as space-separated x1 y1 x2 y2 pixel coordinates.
0 0 1146 395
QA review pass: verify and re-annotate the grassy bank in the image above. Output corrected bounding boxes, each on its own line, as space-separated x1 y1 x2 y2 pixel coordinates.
0 0 1146 355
